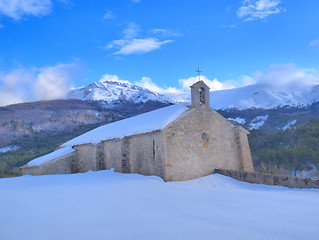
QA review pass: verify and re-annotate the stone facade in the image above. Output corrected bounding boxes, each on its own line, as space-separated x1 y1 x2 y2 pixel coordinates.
162 106 252 181
22 81 254 181
100 131 166 178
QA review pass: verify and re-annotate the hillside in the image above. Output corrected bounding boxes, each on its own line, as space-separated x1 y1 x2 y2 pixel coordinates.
219 102 319 132
0 170 318 240
0 99 170 177
248 119 319 177
220 103 319 177
0 99 117 146
0 99 170 146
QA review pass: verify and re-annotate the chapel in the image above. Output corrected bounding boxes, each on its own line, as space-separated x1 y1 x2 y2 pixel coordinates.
22 81 254 181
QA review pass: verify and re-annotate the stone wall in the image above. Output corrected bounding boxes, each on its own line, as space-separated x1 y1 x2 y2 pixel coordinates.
103 139 122 172
25 131 166 177
74 143 97 172
163 106 245 181
102 131 166 179
22 152 77 175
235 126 254 172
214 169 319 189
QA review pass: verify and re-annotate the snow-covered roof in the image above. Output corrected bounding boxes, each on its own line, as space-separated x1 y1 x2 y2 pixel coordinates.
26 146 75 167
62 103 189 147
25 104 189 167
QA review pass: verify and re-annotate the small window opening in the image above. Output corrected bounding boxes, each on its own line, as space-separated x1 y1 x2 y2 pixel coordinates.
201 132 209 142
199 87 205 104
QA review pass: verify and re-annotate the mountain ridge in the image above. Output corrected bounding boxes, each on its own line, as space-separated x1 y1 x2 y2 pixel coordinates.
66 79 319 110
211 83 319 110
67 79 172 106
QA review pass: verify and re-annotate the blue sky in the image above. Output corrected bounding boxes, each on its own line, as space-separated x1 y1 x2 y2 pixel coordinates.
0 0 319 105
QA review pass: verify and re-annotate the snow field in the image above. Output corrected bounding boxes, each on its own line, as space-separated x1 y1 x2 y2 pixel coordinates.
0 170 318 240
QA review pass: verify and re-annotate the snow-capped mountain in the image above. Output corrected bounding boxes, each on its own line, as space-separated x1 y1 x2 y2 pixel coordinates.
210 84 319 109
68 78 319 110
167 83 319 110
68 79 172 104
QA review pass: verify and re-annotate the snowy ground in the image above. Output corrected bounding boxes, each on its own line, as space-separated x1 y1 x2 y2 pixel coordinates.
249 115 269 130
0 145 20 153
282 119 297 131
227 117 246 125
0 171 318 240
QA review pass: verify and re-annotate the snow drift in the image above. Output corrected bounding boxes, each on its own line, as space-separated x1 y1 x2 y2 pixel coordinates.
0 170 318 240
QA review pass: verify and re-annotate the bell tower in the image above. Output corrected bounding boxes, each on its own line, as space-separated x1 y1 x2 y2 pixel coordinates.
190 68 210 107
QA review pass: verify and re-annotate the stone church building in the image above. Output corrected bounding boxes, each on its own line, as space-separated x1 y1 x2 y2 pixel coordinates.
22 81 254 181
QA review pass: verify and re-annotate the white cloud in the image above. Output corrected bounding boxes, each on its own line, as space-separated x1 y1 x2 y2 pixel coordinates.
97 64 319 103
34 63 77 100
100 74 120 82
178 76 236 91
0 69 35 106
0 63 79 106
108 38 173 55
131 0 141 3
309 39 319 47
103 10 115 20
97 74 181 95
134 75 237 94
135 77 180 94
252 63 319 89
135 77 164 93
237 0 283 21
0 0 53 20
175 64 319 93
123 22 140 39
149 29 182 37
241 75 256 86
99 74 130 84
106 22 176 56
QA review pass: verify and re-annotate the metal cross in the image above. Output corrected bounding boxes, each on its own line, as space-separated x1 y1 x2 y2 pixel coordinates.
196 67 201 81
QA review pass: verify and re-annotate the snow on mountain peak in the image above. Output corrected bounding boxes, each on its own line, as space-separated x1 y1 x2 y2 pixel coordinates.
164 83 319 109
99 77 131 86
68 76 319 110
209 83 319 110
67 79 172 104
